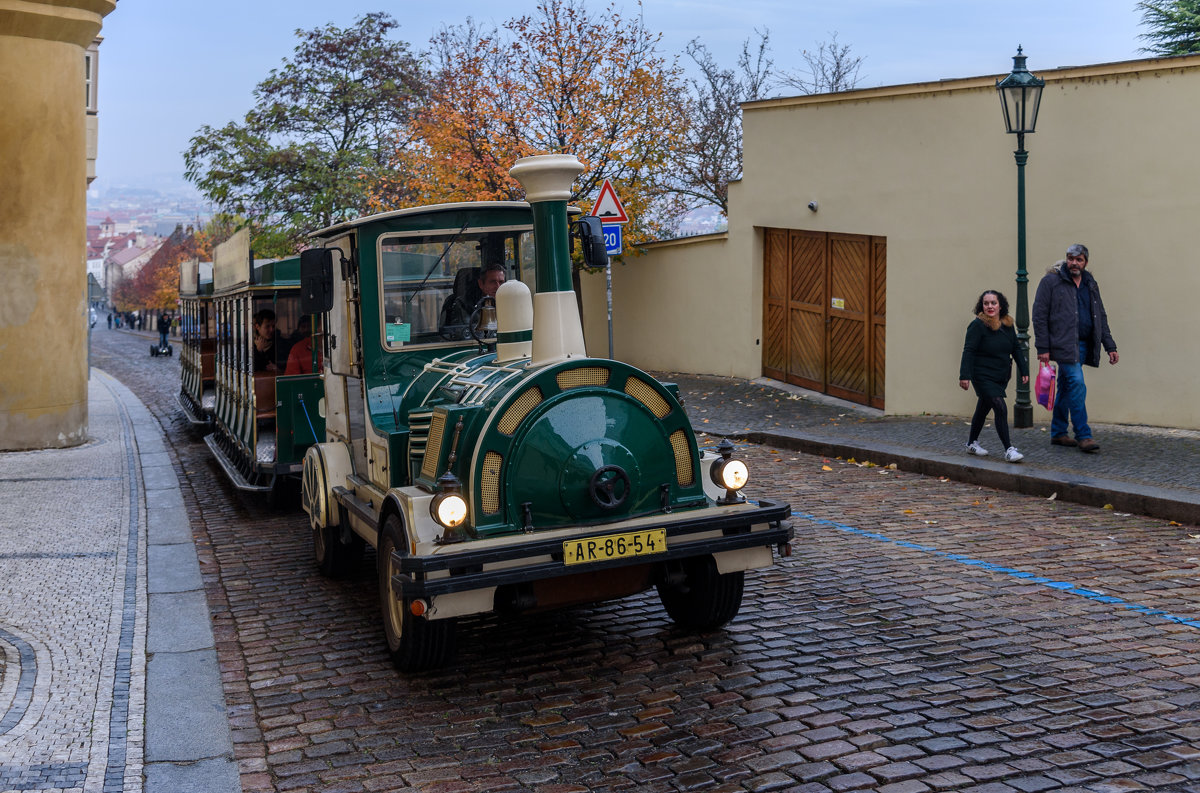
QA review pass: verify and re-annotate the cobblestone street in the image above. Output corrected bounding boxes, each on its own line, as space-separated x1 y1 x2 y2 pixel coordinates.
90 328 1200 793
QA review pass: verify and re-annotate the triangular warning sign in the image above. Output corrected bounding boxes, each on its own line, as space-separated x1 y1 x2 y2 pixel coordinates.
593 179 629 224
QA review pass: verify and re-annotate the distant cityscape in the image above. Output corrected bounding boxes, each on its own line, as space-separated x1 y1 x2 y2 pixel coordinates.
86 177 212 237
85 176 727 241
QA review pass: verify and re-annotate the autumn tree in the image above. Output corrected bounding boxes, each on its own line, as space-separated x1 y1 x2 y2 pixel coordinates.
1137 0 1200 55
110 226 196 312
378 0 686 243
672 30 773 216
184 13 426 255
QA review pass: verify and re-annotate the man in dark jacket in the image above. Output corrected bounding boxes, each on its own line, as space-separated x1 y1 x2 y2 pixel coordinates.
1031 243 1118 453
157 312 170 349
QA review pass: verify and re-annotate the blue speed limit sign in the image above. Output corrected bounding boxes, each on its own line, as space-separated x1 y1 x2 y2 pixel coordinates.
602 224 622 255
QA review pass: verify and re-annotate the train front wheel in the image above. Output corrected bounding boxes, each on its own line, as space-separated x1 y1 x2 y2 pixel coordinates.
656 555 745 630
378 514 456 672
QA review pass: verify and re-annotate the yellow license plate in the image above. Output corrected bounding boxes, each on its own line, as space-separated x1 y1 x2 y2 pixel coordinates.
563 529 667 566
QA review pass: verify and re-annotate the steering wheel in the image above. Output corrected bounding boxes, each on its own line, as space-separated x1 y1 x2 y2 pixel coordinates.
588 465 631 510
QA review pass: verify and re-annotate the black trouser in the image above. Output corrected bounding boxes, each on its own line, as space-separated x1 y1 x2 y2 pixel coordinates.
969 396 1011 449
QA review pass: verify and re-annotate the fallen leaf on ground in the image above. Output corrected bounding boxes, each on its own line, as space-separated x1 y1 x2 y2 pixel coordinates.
1047 493 1058 500
821 465 832 471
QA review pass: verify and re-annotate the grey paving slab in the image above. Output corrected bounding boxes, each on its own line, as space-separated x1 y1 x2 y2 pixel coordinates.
140 450 171 470
133 432 167 456
146 543 203 594
140 464 180 492
148 591 214 653
144 485 184 512
146 506 193 545
145 648 233 762
144 757 240 793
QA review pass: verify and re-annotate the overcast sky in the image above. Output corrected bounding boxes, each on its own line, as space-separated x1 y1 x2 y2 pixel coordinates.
93 0 1147 191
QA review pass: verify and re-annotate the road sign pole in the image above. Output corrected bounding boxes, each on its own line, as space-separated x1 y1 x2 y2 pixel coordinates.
606 260 613 359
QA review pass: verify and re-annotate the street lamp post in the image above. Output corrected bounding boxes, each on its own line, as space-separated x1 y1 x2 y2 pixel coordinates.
996 47 1044 429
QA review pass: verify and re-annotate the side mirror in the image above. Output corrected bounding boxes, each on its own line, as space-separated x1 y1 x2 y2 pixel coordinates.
573 216 609 269
300 248 335 314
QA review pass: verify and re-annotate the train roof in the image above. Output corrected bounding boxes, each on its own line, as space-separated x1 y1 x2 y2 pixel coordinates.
307 202 531 239
308 201 582 239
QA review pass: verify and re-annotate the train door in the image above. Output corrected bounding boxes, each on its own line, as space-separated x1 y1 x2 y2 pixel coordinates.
320 234 369 478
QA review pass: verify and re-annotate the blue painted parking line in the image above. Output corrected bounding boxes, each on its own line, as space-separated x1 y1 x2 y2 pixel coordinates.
791 510 1200 630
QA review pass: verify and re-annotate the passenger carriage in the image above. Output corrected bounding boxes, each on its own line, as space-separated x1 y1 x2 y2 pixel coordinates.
202 228 325 494
177 257 215 426
300 154 793 671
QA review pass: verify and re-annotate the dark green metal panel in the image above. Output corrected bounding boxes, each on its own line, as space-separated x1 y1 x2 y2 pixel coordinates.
275 374 325 463
531 202 572 293
467 360 708 537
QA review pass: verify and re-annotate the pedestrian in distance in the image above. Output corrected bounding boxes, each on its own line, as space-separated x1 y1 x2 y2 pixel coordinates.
1031 243 1118 453
157 311 170 349
959 289 1029 462
106 312 112 330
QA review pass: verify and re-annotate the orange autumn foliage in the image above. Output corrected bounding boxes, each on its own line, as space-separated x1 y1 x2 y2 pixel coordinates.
372 0 685 246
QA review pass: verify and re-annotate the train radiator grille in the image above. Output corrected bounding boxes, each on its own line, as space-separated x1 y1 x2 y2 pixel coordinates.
669 430 694 486
420 412 446 481
481 451 503 514
556 367 609 389
498 387 543 435
624 377 671 419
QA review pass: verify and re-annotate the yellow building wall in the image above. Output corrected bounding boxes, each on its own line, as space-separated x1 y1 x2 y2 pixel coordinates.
585 56 1200 430
0 1 116 449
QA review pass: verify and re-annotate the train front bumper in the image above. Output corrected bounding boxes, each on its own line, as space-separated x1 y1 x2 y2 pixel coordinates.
392 498 793 609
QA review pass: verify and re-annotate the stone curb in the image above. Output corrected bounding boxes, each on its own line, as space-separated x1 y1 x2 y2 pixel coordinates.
101 373 240 793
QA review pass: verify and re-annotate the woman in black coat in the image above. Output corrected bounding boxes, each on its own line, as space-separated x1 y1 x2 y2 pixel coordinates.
958 290 1030 462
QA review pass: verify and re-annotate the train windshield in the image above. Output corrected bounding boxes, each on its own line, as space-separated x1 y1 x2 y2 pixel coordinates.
378 228 535 348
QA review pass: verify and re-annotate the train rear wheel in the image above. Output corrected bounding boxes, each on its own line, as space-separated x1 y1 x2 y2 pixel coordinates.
378 514 456 672
314 519 363 578
656 555 744 630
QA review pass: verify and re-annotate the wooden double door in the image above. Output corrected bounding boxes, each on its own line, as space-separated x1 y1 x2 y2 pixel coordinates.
762 228 886 408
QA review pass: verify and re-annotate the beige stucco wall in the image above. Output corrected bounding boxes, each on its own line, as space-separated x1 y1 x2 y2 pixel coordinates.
0 0 116 449
586 55 1200 430
582 232 764 377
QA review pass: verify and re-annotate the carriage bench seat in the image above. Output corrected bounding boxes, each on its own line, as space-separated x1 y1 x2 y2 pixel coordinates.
254 374 277 421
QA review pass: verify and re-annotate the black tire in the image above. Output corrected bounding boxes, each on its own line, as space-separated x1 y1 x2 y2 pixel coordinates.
656 555 745 630
313 520 363 578
378 514 456 672
166 345 173 356
149 345 157 357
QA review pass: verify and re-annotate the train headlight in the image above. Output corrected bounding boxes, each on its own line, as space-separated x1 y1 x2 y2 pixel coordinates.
433 493 468 527
430 471 468 533
709 439 749 504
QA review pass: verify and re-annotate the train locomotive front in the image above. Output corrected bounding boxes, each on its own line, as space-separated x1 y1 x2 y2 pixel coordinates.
301 153 792 671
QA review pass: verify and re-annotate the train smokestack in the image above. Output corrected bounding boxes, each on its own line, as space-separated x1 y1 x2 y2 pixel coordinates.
509 154 587 367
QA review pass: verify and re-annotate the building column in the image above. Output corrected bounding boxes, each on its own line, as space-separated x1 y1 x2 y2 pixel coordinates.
0 0 116 450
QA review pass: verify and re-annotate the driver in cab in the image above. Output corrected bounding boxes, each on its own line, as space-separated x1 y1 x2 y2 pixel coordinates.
439 262 505 340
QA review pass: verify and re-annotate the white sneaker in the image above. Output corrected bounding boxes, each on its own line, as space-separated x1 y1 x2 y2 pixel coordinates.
1005 446 1024 463
966 440 988 456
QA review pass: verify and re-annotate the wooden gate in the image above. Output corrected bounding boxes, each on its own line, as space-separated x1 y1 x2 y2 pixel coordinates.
762 228 886 408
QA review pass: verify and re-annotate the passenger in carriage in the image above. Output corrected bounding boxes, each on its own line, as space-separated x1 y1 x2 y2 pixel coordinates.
253 308 277 372
284 315 322 375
